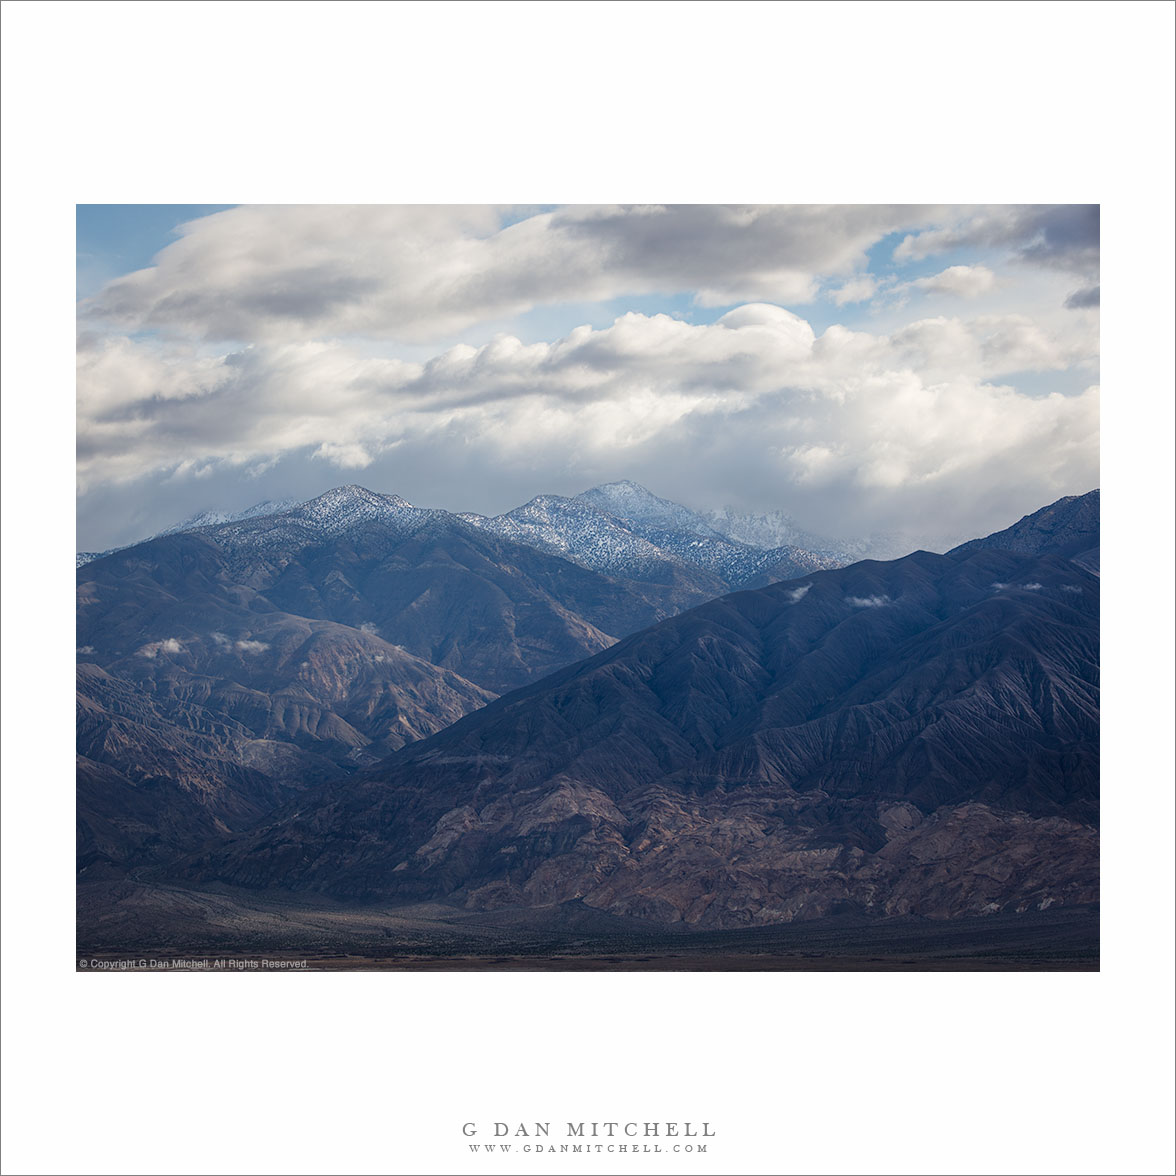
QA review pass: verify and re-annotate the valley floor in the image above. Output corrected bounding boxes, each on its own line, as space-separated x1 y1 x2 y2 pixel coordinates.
77 882 1099 971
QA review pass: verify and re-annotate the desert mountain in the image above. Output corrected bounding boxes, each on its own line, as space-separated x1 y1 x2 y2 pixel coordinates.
191 535 1099 927
79 480 848 586
77 485 729 696
949 489 1099 573
77 485 743 870
79 487 1100 921
461 479 841 586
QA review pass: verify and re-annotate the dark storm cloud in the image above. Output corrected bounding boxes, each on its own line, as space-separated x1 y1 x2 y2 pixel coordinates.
1016 205 1100 272
895 204 1100 277
552 204 939 304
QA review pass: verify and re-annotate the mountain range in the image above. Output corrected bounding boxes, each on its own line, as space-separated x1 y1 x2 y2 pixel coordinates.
77 483 1099 937
190 543 1098 926
949 489 1100 574
76 481 868 573
78 481 845 872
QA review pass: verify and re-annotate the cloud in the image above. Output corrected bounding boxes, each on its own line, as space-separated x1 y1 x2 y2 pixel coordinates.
76 645 95 654
912 265 996 298
1065 285 1100 309
846 594 891 608
894 206 1099 277
81 205 961 345
784 584 811 602
75 205 1100 553
359 622 380 635
76 302 1100 549
1022 583 1044 591
1060 584 1083 593
829 276 879 306
138 637 184 658
211 631 269 653
77 306 1097 484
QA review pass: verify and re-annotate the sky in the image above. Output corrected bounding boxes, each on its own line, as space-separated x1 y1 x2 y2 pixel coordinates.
76 203 1099 552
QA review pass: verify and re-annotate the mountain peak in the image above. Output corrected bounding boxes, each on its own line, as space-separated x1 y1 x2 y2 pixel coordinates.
572 481 729 545
575 480 692 520
949 490 1100 570
580 479 658 502
307 484 413 510
287 486 420 538
599 478 653 492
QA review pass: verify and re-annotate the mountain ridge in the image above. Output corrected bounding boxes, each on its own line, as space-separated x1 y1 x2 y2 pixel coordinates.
79 487 1100 925
185 538 1099 926
76 480 860 579
949 489 1100 573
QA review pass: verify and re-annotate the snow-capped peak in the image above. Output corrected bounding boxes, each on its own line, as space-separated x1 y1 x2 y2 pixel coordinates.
282 485 423 538
77 480 855 589
573 481 717 536
300 485 412 514
156 497 300 537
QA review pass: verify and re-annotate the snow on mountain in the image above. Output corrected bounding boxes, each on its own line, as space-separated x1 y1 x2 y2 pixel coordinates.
78 480 852 588
704 506 834 553
574 481 720 537
459 494 698 582
461 481 846 588
571 482 851 585
571 481 890 578
77 487 441 571
199 487 444 567
156 498 300 537
285 485 423 536
702 506 944 563
77 497 301 568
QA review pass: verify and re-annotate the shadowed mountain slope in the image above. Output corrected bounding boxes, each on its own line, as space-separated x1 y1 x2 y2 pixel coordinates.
77 486 731 696
949 489 1099 573
191 543 1099 927
76 486 733 870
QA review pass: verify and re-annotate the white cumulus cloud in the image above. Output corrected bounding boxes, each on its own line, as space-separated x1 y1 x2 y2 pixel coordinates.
138 637 184 658
81 205 951 345
912 265 996 298
75 205 1099 552
829 276 879 306
76 303 1100 548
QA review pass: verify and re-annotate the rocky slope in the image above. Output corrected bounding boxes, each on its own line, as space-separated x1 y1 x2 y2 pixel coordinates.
76 486 735 870
79 486 1100 922
76 612 495 873
949 489 1099 572
77 487 724 695
190 542 1099 926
